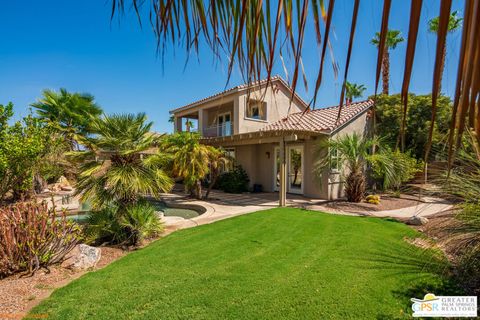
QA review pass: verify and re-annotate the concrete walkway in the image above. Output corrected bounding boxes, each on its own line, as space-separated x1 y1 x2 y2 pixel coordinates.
161 191 453 230
370 197 453 218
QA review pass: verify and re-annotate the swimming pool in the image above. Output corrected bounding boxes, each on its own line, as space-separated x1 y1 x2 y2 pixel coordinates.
65 199 205 222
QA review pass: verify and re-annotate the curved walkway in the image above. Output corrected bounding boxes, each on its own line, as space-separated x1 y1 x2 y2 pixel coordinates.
160 191 453 231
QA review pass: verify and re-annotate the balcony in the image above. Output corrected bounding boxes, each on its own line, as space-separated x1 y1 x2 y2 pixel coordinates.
202 122 233 138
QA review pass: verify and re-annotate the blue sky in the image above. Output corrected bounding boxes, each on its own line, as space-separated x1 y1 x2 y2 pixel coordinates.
0 0 464 133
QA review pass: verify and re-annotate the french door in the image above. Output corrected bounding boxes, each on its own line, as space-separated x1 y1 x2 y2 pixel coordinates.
273 145 304 194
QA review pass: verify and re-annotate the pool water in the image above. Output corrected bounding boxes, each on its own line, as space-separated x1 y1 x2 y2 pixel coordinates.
148 200 200 219
65 199 201 222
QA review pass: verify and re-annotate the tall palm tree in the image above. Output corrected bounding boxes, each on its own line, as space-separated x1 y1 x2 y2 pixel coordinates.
31 88 102 150
317 133 379 202
371 30 404 95
345 82 366 104
428 11 463 93
73 113 173 210
162 132 212 199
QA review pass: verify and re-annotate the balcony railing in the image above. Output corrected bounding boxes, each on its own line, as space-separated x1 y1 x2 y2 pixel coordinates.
202 122 233 138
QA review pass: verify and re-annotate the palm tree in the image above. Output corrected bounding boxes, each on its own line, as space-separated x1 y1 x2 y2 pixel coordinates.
204 148 230 200
318 133 379 202
162 132 212 199
428 11 463 93
371 30 404 95
73 113 173 210
31 88 102 150
345 82 366 104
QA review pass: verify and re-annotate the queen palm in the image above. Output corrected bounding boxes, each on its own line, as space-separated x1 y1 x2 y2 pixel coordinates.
345 82 366 104
162 132 212 199
428 11 463 93
31 88 102 150
73 113 173 210
371 30 404 95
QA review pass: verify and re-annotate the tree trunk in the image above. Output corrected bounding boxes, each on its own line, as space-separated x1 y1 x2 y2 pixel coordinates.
204 174 218 200
382 51 390 95
438 43 446 94
345 170 365 203
195 180 202 199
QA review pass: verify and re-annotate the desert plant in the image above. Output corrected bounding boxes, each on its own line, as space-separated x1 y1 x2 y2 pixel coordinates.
216 165 250 194
204 148 231 200
162 132 212 199
316 133 379 202
0 202 82 278
0 103 61 202
119 202 163 245
85 202 162 246
31 88 102 150
370 149 422 191
345 82 366 104
72 113 173 210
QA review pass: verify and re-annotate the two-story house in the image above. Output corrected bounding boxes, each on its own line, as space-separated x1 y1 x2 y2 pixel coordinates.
169 76 373 200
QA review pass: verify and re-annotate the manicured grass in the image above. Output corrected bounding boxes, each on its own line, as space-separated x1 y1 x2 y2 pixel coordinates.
30 208 452 319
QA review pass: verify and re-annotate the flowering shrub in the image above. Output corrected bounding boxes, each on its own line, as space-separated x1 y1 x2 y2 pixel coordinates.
0 202 82 278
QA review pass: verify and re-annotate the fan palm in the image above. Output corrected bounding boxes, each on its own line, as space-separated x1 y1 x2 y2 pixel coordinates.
345 82 366 104
371 30 404 95
31 88 102 150
72 113 173 210
162 132 212 199
317 133 379 202
428 11 463 93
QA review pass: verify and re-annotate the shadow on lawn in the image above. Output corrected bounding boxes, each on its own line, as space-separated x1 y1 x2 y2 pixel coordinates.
347 237 463 319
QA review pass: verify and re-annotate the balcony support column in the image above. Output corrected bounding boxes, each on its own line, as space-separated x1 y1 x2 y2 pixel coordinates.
198 109 205 136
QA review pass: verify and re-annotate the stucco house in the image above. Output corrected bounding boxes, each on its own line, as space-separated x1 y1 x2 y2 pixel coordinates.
170 76 373 200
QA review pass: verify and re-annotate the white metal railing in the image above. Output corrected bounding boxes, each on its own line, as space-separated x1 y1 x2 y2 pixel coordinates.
202 122 233 137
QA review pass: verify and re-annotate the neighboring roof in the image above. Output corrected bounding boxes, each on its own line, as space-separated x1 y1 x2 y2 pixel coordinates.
260 99 374 134
169 76 309 114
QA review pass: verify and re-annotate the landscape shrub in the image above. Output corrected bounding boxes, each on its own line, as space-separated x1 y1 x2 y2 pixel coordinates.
0 202 82 278
216 165 250 193
85 201 163 246
370 149 422 191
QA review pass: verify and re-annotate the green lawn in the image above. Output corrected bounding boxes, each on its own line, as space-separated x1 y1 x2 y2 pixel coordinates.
29 208 454 319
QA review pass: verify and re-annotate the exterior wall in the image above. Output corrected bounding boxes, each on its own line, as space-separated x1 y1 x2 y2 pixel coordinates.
237 84 305 134
170 79 306 136
326 111 371 200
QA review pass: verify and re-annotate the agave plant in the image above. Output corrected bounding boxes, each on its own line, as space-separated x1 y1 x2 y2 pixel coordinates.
72 113 173 210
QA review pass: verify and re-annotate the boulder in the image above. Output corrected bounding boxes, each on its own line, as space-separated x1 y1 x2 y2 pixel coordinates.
65 244 101 270
407 216 429 226
57 175 71 187
60 185 73 192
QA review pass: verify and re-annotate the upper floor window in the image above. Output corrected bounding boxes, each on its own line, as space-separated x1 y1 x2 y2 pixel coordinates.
246 99 267 120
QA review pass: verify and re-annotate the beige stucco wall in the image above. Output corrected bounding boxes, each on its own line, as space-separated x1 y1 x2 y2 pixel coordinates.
237 84 305 134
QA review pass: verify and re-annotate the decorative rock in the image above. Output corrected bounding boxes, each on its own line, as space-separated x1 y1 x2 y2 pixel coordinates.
407 216 429 226
60 185 73 191
68 244 101 270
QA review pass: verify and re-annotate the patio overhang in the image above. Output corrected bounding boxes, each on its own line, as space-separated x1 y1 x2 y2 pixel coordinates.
199 129 329 146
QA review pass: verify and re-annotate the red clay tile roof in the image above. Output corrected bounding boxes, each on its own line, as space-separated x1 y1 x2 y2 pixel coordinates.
170 75 309 114
260 99 374 134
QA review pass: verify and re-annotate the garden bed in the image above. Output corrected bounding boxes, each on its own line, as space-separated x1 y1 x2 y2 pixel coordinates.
321 193 423 214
